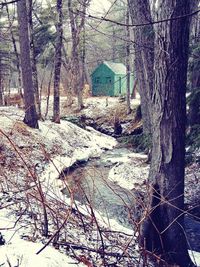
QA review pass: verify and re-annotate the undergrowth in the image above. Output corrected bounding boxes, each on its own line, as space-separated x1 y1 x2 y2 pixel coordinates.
186 125 200 164
118 133 151 153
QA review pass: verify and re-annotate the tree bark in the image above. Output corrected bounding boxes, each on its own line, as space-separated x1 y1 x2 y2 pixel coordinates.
52 0 63 123
131 78 137 99
126 8 131 115
81 23 86 101
128 0 154 135
0 59 3 106
140 1 195 266
28 0 42 119
6 5 23 98
68 0 83 110
68 0 88 110
188 2 200 127
112 26 116 61
17 0 38 128
45 66 53 119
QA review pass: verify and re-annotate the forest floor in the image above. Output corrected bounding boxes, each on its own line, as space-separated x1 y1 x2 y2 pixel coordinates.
42 95 142 136
0 97 200 266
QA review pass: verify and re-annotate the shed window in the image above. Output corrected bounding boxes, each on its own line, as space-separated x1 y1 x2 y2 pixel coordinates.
95 77 100 84
106 77 112 83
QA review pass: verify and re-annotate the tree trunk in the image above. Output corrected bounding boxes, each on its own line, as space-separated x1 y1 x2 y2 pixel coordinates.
68 0 88 111
0 60 3 106
112 26 116 61
28 0 41 119
140 1 195 266
126 9 131 115
62 46 74 106
6 5 23 98
45 66 53 119
84 64 92 93
128 0 154 135
131 78 137 99
188 3 200 127
17 0 38 128
52 0 63 123
81 23 86 101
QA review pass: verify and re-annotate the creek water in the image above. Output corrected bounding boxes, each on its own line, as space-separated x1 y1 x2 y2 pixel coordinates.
60 146 200 252
61 147 138 227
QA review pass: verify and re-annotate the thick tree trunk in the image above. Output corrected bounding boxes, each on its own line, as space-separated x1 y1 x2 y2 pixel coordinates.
28 0 41 119
52 0 63 123
128 0 154 135
140 1 195 266
17 0 38 128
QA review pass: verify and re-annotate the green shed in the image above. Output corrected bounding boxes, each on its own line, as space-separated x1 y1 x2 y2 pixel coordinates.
91 61 133 96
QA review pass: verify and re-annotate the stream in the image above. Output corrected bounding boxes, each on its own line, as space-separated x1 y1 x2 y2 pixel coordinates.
61 148 139 227
60 146 200 252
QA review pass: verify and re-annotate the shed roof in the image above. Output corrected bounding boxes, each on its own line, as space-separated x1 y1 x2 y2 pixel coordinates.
103 61 126 75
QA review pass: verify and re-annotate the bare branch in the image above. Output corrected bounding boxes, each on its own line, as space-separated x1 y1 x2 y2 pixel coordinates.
76 8 200 28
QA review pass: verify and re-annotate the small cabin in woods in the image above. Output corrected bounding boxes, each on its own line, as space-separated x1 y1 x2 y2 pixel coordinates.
91 61 133 96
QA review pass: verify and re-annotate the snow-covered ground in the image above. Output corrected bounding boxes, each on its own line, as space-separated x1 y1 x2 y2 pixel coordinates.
41 95 140 120
0 209 85 267
0 106 139 266
0 104 200 266
106 151 149 190
0 106 120 266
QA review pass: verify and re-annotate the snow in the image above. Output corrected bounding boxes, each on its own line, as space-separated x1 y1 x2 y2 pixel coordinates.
0 240 83 267
106 151 149 190
38 119 117 154
190 250 200 266
0 104 200 267
0 209 84 267
35 118 117 200
0 106 119 266
0 106 124 266
108 163 149 190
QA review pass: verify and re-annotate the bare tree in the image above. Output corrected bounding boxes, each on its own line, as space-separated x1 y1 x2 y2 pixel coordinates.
128 0 154 135
6 5 22 98
28 0 42 119
68 0 89 110
52 0 63 123
138 1 195 266
17 0 38 128
126 8 131 115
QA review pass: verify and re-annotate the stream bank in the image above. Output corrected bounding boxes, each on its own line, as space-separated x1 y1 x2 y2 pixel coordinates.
59 144 200 253
60 147 148 228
